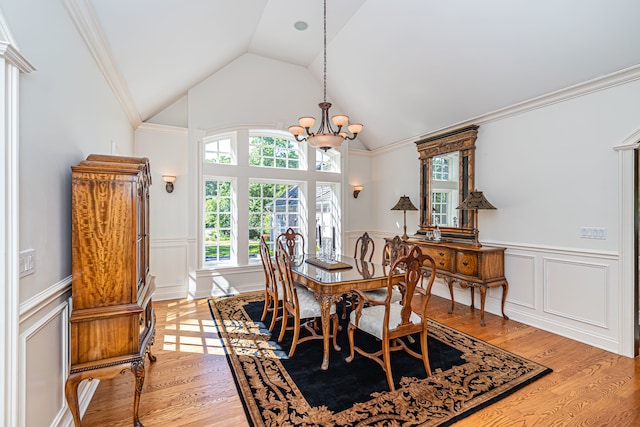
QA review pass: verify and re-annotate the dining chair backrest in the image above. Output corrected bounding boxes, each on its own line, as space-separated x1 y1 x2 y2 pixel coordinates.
277 227 305 257
354 231 375 261
274 239 298 312
381 235 409 266
259 235 278 297
386 245 437 326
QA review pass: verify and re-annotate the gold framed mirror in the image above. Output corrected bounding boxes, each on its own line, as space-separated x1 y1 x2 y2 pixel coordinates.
415 125 478 242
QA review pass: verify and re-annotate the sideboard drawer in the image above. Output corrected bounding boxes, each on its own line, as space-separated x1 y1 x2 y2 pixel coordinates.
455 252 478 276
421 247 453 271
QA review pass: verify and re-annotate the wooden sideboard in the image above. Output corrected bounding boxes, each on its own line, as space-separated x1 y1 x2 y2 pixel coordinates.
66 155 156 427
392 237 509 326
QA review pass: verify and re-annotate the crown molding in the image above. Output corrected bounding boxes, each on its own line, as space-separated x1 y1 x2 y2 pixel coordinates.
0 42 34 73
137 122 188 137
373 64 640 157
63 0 141 127
348 147 374 157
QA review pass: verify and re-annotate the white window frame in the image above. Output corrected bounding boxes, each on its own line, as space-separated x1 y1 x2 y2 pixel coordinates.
316 148 340 173
203 177 236 266
248 179 306 259
248 129 306 170
203 132 236 165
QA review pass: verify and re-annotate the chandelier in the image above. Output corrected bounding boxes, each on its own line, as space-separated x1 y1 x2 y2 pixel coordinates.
288 0 363 151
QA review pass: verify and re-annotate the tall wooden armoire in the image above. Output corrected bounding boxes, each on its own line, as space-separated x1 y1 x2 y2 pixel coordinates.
65 154 156 427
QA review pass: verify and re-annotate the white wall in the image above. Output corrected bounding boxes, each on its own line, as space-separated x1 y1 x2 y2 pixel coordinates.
148 94 188 128
0 0 135 425
367 73 640 356
346 149 373 230
187 53 365 154
371 142 422 238
135 124 190 300
2 0 135 302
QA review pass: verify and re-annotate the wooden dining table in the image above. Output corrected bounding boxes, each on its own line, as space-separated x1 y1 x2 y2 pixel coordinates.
289 254 401 370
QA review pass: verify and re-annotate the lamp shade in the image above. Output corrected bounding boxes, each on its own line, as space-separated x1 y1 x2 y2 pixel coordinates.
457 190 496 210
391 195 418 211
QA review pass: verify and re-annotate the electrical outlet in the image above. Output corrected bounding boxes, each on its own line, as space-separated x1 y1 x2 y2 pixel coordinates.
579 227 606 240
19 249 35 277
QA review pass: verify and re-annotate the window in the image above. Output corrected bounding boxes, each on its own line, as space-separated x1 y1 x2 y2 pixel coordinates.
432 157 449 181
204 133 234 164
204 179 233 263
316 183 340 253
249 181 303 258
432 192 448 226
200 128 340 267
316 149 340 172
249 133 302 169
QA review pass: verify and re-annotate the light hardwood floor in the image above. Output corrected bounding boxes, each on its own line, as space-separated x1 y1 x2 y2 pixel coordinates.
81 294 640 426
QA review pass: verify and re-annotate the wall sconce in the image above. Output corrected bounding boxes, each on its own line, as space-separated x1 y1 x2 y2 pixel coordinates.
162 175 176 193
353 185 364 198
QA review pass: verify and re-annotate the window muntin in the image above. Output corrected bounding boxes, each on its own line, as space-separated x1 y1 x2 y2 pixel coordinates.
249 181 303 258
249 134 302 169
204 179 233 263
432 157 449 181
316 149 340 173
204 133 234 164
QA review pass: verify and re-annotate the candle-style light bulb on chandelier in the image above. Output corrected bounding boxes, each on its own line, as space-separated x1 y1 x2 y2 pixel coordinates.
288 0 363 151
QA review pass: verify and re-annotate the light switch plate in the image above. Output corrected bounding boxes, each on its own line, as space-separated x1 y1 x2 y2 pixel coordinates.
19 249 35 277
580 227 606 240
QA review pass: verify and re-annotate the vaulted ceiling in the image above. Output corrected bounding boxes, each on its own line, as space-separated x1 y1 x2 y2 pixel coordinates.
71 0 640 150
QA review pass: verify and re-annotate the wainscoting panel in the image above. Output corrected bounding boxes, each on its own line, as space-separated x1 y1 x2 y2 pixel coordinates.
503 252 536 309
544 257 609 328
479 241 619 354
21 302 68 427
196 264 264 298
18 277 82 427
150 239 189 301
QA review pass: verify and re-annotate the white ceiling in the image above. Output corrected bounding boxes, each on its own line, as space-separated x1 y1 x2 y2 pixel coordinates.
78 0 640 150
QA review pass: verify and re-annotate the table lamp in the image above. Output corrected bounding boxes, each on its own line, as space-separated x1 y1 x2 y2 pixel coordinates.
456 190 496 247
391 195 418 240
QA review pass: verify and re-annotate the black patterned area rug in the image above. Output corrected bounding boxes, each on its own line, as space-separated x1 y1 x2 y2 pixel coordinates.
208 292 551 427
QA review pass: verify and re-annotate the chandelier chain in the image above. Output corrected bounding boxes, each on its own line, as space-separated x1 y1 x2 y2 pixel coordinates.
323 0 327 103
287 0 362 150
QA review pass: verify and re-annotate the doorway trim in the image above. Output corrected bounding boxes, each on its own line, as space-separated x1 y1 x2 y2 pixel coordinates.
0 9 35 426
614 128 640 357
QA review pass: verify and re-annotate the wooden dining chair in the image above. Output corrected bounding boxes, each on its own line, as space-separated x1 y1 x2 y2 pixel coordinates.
274 239 340 359
339 231 377 318
354 231 375 261
277 227 305 257
359 235 407 304
345 245 436 391
381 235 409 267
258 235 282 332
